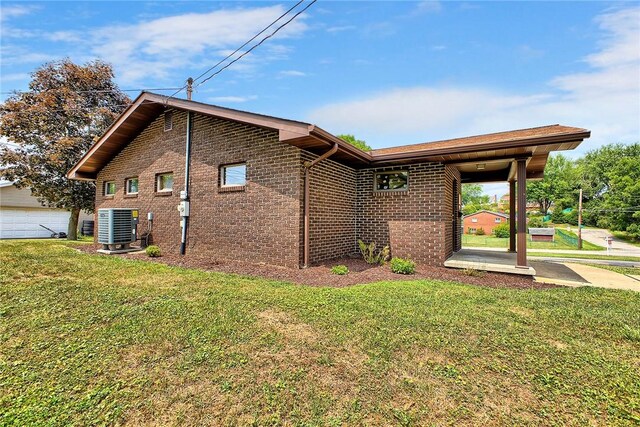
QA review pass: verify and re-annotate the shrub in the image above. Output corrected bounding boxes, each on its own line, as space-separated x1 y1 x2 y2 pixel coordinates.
145 245 161 257
528 216 544 228
358 240 390 265
390 257 416 275
462 268 484 277
493 223 510 238
331 265 349 275
475 227 486 236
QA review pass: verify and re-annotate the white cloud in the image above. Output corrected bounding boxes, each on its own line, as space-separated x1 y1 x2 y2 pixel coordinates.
414 1 442 14
208 95 257 103
326 25 356 33
87 5 310 84
0 5 38 21
307 6 640 154
278 70 306 77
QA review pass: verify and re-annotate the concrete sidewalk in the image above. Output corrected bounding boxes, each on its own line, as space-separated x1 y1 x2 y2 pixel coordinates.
535 262 640 292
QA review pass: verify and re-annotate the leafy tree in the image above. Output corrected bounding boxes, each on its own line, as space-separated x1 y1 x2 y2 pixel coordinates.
461 184 492 214
527 154 577 214
337 134 372 151
0 59 130 239
578 143 640 235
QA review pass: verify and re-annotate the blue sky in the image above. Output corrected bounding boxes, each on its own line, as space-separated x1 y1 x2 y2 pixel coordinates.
1 1 639 197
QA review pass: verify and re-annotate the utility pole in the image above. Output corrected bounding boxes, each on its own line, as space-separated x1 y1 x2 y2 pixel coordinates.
186 77 193 101
578 188 583 250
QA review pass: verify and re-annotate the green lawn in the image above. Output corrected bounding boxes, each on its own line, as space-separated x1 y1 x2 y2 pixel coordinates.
584 264 640 277
612 231 640 248
528 252 640 262
1 240 639 426
462 229 603 251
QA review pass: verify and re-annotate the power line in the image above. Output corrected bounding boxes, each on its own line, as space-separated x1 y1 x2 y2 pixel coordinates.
1 87 182 96
166 0 315 102
195 0 317 90
193 0 304 84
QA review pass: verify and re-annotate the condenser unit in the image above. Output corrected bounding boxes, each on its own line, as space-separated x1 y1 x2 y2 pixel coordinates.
98 208 139 250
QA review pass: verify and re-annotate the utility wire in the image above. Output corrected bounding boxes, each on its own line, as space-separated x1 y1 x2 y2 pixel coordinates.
166 0 307 101
0 87 182 96
196 0 317 89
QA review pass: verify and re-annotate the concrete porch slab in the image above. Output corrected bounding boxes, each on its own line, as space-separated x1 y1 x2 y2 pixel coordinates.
97 247 144 255
444 249 536 276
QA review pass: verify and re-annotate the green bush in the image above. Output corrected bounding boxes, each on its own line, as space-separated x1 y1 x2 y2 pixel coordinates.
493 222 510 238
475 227 486 236
331 265 349 275
390 257 416 275
528 216 544 228
358 240 390 265
145 245 161 257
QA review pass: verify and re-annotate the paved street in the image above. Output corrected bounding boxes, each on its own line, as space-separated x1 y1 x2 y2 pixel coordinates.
578 227 640 256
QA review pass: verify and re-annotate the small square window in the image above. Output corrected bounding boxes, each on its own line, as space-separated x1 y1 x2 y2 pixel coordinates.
221 163 246 187
126 177 139 195
471 218 478 223
104 181 116 196
374 171 408 191
156 173 173 192
468 227 476 234
495 217 502 223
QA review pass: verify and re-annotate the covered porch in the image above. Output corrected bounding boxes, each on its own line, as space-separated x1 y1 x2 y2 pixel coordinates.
438 125 591 275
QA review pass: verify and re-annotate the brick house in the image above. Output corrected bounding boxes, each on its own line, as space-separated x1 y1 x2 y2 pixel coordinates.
462 210 508 235
68 92 590 269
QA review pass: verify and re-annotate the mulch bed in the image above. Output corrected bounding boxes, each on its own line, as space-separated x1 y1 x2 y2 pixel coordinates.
74 244 558 290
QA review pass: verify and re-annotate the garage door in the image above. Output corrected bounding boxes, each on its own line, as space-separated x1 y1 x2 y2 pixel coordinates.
0 208 70 239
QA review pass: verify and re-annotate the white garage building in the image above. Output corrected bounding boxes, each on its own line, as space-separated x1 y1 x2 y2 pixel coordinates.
0 180 91 239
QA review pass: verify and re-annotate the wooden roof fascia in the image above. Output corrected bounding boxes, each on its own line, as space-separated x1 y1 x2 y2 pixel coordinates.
370 132 590 163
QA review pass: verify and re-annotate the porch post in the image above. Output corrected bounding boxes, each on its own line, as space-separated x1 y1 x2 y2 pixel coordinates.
516 158 528 267
509 180 516 252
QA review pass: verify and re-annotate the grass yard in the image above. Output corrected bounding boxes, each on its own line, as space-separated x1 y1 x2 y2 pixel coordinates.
462 230 603 251
612 231 640 248
584 264 640 277
1 240 639 426
528 252 640 263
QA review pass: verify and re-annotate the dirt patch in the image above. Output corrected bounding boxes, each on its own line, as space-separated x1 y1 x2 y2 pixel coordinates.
74 244 559 290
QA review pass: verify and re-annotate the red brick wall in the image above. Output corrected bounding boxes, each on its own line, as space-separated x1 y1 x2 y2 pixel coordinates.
96 110 302 267
356 162 459 266
463 211 507 235
95 109 461 268
302 152 357 264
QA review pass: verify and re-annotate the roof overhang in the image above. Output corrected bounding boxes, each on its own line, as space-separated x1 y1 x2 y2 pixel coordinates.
68 92 590 181
68 92 372 180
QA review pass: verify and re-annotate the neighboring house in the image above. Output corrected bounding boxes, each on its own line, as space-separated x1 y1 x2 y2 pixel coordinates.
499 194 539 212
0 181 91 238
67 92 590 269
463 210 508 235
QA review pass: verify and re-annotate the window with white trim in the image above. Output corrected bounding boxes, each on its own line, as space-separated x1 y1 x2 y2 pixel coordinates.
468 227 477 234
374 171 408 191
126 177 139 195
495 217 502 223
156 173 173 192
220 163 246 187
471 218 478 223
104 181 116 196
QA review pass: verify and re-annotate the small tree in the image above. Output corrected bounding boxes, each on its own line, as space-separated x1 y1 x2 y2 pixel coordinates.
337 134 372 151
0 59 130 239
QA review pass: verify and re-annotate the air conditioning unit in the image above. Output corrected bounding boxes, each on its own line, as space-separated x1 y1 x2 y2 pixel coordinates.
98 208 139 250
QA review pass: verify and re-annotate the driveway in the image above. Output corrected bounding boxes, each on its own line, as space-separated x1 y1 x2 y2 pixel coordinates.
579 227 640 256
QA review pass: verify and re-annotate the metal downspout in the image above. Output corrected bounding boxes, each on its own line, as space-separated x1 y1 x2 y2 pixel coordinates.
303 143 339 268
180 109 193 255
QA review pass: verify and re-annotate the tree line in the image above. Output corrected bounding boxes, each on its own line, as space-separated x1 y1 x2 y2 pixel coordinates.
462 144 640 240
